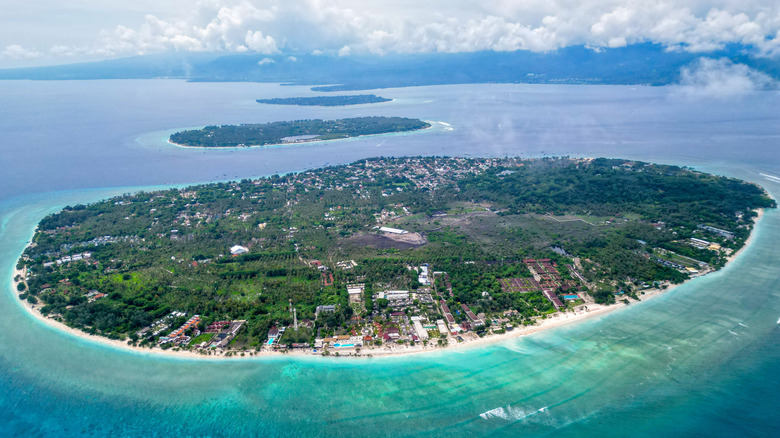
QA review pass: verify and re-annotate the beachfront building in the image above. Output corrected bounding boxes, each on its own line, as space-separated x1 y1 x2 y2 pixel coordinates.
410 316 429 340
159 315 201 345
461 304 485 327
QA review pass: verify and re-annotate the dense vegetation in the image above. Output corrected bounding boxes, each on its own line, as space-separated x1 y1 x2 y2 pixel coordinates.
169 116 429 147
256 94 391 106
19 157 773 348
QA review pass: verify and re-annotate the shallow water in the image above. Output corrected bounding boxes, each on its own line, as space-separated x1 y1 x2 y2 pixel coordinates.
0 80 779 437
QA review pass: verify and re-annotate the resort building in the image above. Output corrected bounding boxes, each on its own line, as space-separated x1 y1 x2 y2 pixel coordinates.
410 316 429 340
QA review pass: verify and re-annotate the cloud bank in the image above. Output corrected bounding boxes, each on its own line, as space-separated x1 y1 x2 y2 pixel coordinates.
677 57 776 98
3 0 780 63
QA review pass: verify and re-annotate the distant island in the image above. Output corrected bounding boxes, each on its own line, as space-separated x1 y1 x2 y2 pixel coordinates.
169 116 430 148
256 95 392 106
15 157 774 357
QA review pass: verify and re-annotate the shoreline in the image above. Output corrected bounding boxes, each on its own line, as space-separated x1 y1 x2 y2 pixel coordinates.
10 207 764 361
166 121 437 150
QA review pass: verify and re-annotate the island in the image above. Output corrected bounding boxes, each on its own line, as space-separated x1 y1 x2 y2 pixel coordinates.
169 116 430 148
256 94 392 106
14 157 774 357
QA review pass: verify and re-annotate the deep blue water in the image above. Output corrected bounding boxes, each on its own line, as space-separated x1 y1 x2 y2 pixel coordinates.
0 80 779 437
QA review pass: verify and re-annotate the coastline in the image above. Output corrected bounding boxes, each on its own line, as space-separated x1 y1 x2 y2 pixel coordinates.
10 207 764 361
166 121 437 150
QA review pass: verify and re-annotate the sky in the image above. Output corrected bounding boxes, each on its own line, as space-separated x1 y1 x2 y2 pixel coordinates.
1 0 779 68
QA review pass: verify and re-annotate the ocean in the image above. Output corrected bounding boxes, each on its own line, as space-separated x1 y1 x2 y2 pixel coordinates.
0 80 779 437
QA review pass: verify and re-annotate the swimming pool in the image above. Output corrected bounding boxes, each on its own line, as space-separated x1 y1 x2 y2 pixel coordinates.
332 343 354 348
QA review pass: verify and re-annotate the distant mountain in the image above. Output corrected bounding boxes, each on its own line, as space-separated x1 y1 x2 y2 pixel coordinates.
0 44 776 89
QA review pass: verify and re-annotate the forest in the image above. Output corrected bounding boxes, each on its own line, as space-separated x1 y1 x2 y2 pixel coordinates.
256 94 391 106
169 116 429 147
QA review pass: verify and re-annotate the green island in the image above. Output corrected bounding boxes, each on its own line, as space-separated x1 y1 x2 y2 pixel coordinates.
15 157 774 357
256 94 392 106
169 116 429 148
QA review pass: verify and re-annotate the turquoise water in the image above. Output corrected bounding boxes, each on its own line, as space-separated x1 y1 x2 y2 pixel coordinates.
1 81 779 436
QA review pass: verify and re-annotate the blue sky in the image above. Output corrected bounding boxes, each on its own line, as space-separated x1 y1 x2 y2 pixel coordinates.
2 0 779 68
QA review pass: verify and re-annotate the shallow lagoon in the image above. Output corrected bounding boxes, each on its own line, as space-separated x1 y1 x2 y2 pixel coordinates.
1 81 779 436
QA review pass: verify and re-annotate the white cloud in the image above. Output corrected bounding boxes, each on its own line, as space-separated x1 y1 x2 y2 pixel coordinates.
2 44 42 59
676 57 776 98
245 30 278 54
257 57 275 65
5 0 780 62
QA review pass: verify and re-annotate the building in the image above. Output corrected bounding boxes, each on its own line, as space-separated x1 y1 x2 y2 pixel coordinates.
230 245 249 255
382 327 400 341
689 237 711 249
436 319 449 334
316 305 337 317
542 290 565 309
376 290 409 301
346 284 365 304
418 265 431 285
698 225 735 240
439 300 456 325
461 304 485 327
379 226 409 235
411 316 429 340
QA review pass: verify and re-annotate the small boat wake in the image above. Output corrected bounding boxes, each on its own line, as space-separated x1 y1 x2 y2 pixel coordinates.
479 404 549 421
436 121 454 131
759 172 780 184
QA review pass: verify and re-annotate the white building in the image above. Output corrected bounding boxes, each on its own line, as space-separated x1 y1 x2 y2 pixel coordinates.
347 284 365 304
436 319 450 334
347 284 364 296
230 245 249 255
376 290 410 301
379 226 409 235
411 316 429 340
418 265 430 285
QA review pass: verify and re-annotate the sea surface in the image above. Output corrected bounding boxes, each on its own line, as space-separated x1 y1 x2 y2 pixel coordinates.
0 80 779 437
